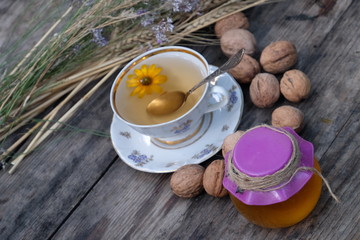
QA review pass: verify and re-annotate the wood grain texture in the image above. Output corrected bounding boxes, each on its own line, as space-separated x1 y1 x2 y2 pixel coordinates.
0 79 118 240
0 0 69 71
1 0 359 239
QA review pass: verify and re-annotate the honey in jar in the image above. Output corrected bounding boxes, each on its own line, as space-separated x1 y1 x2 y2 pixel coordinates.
223 125 322 228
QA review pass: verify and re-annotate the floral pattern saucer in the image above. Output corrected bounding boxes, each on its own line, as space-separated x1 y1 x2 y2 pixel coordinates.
110 65 243 173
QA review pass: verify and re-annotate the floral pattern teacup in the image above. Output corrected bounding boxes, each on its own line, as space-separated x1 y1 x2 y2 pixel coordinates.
110 46 229 144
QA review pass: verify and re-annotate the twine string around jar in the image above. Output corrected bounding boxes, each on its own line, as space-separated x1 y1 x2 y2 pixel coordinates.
227 125 340 202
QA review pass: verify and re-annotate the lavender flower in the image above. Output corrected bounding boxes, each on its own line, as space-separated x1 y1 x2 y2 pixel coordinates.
151 17 174 44
90 28 108 47
141 42 154 52
136 8 148 15
141 14 155 27
171 0 200 13
72 44 81 54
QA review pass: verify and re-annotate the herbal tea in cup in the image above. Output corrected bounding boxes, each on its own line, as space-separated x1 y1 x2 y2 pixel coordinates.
110 46 229 143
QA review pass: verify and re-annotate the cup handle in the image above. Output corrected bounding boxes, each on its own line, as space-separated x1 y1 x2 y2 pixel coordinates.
204 85 229 113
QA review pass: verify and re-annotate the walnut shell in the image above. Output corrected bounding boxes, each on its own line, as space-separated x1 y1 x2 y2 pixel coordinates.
272 105 304 132
280 69 311 102
250 73 280 108
170 164 204 198
229 54 260 84
203 160 228 197
220 29 256 57
222 130 245 157
260 41 297 74
215 12 249 38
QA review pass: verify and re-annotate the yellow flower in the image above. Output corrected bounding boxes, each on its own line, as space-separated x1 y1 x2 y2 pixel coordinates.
126 64 167 98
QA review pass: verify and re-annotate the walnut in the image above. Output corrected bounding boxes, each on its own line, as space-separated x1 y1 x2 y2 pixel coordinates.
229 54 260 84
250 73 280 108
170 164 204 198
260 41 297 74
280 69 311 102
215 12 249 38
222 130 245 157
203 160 228 197
220 29 256 57
272 105 304 132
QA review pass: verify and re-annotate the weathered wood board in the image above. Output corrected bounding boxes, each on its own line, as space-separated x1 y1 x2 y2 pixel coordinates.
0 0 359 240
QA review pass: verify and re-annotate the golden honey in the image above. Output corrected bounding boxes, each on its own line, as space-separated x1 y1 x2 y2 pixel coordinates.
230 159 322 228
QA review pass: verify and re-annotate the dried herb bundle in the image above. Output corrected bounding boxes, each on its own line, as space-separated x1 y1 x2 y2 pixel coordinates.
0 0 279 173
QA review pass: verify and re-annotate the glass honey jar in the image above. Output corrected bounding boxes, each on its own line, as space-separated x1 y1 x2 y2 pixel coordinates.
223 125 323 228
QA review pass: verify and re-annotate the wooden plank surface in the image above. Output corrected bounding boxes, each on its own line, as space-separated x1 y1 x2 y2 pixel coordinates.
0 0 69 71
1 0 359 239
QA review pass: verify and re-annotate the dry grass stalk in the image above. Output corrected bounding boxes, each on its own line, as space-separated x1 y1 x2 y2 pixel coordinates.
9 66 119 174
1 70 102 165
9 6 74 76
0 86 76 139
8 81 87 173
0 84 81 167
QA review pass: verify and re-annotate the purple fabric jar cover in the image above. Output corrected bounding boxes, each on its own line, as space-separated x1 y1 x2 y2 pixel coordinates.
223 126 314 206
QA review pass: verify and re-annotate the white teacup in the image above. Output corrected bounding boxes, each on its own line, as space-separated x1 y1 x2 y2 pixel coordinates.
110 46 229 144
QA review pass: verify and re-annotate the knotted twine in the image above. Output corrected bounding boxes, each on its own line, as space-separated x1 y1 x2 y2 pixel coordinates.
227 125 339 202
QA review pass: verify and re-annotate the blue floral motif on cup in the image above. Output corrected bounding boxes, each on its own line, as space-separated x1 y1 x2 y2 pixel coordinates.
192 144 218 159
172 119 192 134
227 85 238 112
119 131 131 139
128 150 153 167
222 125 229 131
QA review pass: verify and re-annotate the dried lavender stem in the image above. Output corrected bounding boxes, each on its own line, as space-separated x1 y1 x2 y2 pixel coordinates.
0 81 21 111
8 78 90 174
9 65 119 174
1 74 95 165
21 61 105 151
1 66 110 138
0 86 77 140
0 120 43 164
9 6 73 76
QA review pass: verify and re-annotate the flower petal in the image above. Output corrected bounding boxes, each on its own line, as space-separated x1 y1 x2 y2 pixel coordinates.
140 65 148 76
134 69 144 78
130 86 143 96
127 82 139 87
127 78 139 84
148 64 162 78
148 64 156 72
153 75 167 84
149 85 163 93
138 87 146 98
127 78 140 87
127 74 136 79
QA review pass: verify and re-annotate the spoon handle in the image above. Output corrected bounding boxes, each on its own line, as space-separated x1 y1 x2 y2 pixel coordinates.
187 48 245 96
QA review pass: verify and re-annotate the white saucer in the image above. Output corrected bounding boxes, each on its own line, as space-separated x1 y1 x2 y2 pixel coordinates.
110 65 243 173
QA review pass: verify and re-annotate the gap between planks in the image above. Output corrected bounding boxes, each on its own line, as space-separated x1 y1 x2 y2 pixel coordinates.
46 156 119 240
